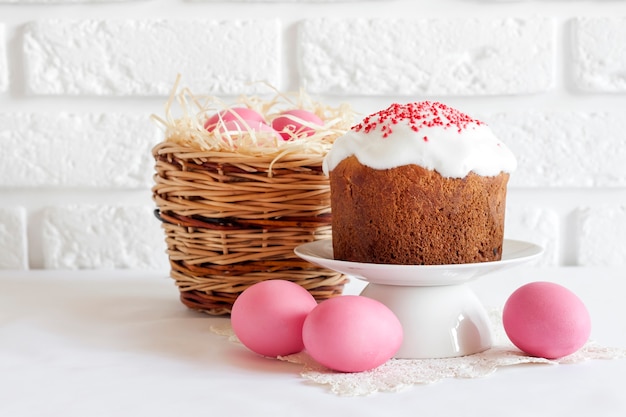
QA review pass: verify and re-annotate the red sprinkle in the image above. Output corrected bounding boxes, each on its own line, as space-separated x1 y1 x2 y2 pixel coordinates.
352 102 484 137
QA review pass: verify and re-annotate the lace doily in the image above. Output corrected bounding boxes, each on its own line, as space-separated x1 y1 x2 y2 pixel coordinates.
210 310 626 397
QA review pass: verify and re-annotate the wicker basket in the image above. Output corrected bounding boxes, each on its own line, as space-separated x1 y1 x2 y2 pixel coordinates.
152 140 348 315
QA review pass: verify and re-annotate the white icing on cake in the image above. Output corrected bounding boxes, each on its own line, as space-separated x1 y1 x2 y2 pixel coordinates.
323 102 517 178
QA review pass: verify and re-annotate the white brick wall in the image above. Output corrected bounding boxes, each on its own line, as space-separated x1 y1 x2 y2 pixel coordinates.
299 18 554 95
24 19 281 95
0 24 6 93
505 206 559 266
577 207 626 266
1 0 626 269
572 18 626 92
0 207 28 269
42 205 168 269
486 111 626 188
0 113 159 188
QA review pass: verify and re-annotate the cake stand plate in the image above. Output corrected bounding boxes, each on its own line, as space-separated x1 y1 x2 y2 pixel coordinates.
295 239 543 359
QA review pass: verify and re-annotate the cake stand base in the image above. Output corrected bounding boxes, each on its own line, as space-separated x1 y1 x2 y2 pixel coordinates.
361 283 492 359
294 239 544 359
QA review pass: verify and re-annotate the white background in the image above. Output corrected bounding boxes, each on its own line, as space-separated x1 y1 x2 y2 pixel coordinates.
2 0 626 269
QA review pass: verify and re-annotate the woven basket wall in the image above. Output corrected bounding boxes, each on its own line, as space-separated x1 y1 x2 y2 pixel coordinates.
152 141 347 315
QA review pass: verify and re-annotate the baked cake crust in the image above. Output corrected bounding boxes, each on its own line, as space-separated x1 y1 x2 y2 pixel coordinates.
330 156 509 265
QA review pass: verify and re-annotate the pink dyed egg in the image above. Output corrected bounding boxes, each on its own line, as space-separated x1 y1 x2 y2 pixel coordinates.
204 107 265 131
271 109 323 140
231 280 317 358
216 120 279 137
302 295 403 372
503 282 591 359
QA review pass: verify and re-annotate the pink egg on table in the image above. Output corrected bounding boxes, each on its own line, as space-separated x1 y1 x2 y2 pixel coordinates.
204 107 265 131
302 295 403 373
503 281 592 359
271 109 323 141
231 280 318 358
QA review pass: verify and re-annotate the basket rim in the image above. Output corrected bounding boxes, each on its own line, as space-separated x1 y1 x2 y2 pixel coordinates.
152 140 330 163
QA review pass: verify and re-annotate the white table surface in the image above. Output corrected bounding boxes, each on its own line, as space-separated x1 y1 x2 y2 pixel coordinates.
1 267 625 417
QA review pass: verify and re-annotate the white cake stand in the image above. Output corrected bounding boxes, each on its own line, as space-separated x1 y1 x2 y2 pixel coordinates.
295 239 543 359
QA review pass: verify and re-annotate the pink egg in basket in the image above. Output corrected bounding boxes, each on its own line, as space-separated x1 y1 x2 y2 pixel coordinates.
231 280 318 358
204 107 266 131
216 120 279 136
503 281 591 359
271 109 323 140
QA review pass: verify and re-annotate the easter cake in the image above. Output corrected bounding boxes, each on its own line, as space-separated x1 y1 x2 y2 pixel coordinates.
323 101 516 265
152 79 354 314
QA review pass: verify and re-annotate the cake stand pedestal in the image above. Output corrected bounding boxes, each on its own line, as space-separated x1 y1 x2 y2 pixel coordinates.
295 239 543 359
360 282 492 358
